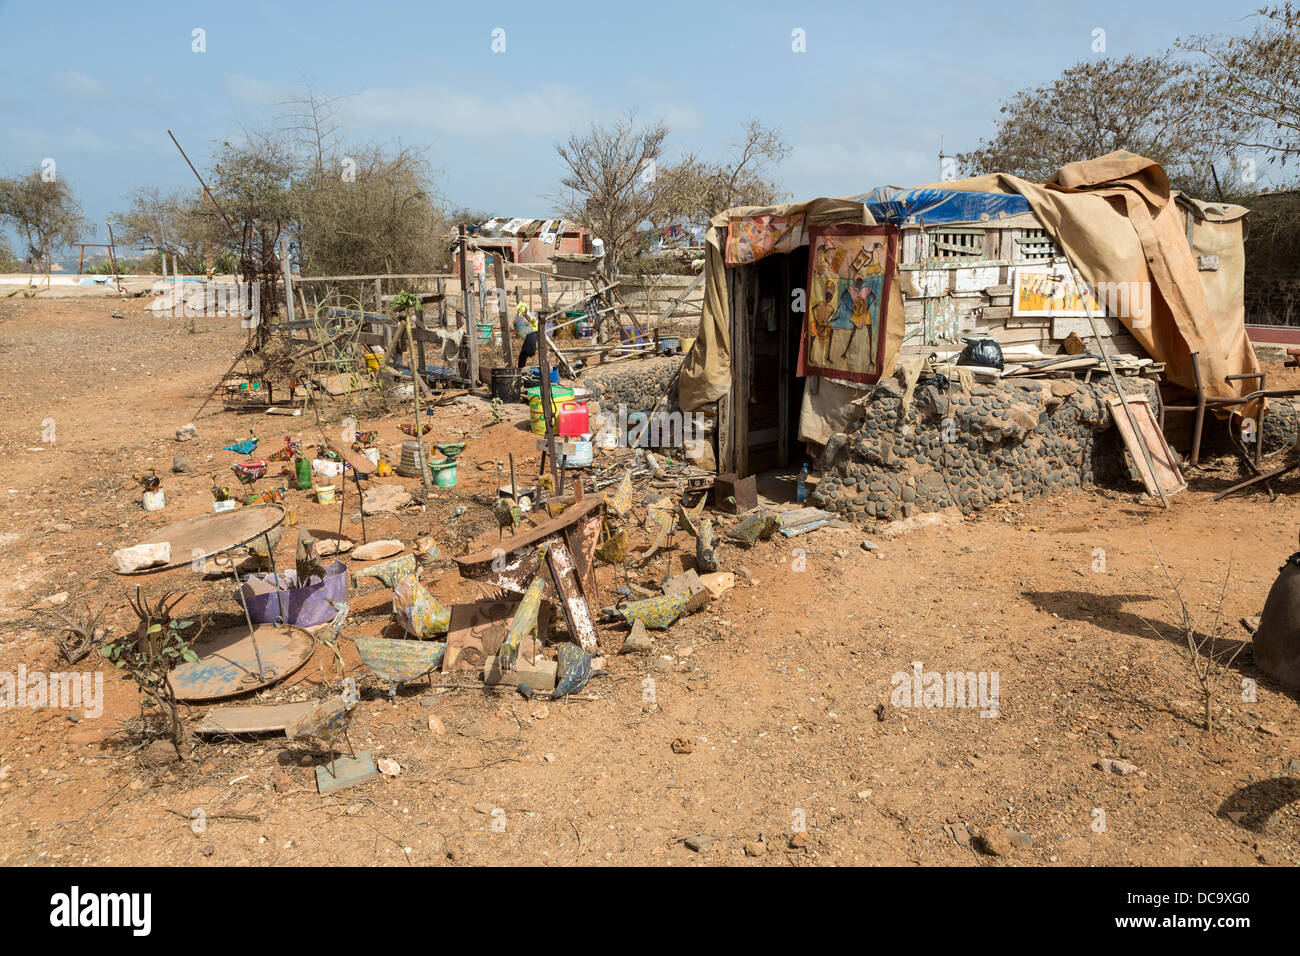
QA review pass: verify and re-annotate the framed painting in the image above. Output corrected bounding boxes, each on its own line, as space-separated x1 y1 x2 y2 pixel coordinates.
797 224 897 384
1012 264 1101 317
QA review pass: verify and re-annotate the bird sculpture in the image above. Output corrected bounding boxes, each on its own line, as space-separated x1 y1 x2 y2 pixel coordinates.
498 547 549 672
552 641 597 699
135 467 161 492
296 530 328 584
315 600 349 677
266 435 300 462
285 692 357 776
492 497 523 539
636 498 678 565
353 553 417 588
726 510 783 548
351 634 446 696
617 591 690 630
594 526 630 565
695 518 719 573
604 471 633 518
223 429 259 456
392 571 450 640
244 525 282 571
675 495 707 538
399 422 433 437
231 459 269 485
209 474 232 502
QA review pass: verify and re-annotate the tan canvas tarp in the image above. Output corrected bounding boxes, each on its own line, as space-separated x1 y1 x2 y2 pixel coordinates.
678 197 885 411
920 152 1260 416
680 151 1259 420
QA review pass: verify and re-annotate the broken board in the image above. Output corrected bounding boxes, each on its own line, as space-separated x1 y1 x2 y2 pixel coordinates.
444 597 552 673
315 750 379 795
191 700 318 736
1106 397 1186 497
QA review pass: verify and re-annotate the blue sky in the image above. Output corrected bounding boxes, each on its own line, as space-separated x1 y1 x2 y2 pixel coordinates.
0 0 1270 253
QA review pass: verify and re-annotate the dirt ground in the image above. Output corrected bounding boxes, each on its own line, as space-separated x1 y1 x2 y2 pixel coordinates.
0 294 1297 867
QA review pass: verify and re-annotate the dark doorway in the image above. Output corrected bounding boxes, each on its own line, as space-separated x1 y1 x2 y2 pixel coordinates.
740 249 807 475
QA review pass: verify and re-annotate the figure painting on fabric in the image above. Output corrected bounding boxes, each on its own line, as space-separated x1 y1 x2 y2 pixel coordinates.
800 225 896 384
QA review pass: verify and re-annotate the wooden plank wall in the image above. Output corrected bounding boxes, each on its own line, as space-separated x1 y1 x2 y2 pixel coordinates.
896 219 1143 357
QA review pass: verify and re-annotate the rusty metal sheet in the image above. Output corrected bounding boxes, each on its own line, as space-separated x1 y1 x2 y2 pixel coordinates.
168 622 314 702
564 509 602 609
546 539 598 651
191 700 318 736
113 504 286 575
456 496 604 579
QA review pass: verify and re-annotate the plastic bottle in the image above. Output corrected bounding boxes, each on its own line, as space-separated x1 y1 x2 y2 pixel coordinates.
796 462 810 502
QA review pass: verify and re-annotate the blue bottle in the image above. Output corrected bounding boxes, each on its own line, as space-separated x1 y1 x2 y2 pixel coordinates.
796 462 809 502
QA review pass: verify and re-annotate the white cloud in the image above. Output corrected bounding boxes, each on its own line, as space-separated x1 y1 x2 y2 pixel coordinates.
53 72 109 101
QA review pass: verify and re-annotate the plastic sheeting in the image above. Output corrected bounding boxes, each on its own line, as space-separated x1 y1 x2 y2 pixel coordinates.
852 187 1031 226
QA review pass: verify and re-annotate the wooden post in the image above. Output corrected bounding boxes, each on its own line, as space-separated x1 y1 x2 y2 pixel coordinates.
494 253 512 362
460 226 479 386
406 311 433 489
373 278 382 314
279 239 296 324
437 277 448 329
103 220 122 294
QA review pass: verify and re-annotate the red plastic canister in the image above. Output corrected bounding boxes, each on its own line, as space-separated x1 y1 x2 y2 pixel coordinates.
556 401 590 437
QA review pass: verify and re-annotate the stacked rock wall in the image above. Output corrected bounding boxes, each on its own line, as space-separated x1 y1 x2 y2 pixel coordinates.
580 355 683 413
812 377 1161 522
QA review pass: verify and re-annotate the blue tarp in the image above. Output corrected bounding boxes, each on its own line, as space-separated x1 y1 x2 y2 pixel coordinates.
851 187 1031 226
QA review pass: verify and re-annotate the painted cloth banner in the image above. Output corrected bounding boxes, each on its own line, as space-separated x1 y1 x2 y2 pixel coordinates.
798 224 897 384
725 212 806 266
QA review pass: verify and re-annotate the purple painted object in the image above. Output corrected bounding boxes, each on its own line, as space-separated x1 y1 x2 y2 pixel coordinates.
238 560 348 627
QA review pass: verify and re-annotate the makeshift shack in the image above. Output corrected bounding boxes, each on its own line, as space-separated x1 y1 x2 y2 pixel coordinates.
678 153 1262 515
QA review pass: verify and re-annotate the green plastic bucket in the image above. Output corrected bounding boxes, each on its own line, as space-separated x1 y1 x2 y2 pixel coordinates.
429 457 458 488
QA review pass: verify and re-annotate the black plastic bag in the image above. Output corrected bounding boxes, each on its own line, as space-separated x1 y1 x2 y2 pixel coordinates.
957 338 1004 371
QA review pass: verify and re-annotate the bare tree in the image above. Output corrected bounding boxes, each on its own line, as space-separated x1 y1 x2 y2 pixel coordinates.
660 119 790 225
554 110 692 271
0 167 87 274
1180 4 1300 172
957 55 1231 195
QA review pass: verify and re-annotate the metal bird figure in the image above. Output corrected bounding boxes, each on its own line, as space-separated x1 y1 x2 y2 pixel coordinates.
353 553 417 588
351 634 446 696
285 692 356 776
636 498 678 565
392 572 450 640
696 518 719 573
675 495 707 538
296 530 327 583
726 510 782 548
594 526 630 565
618 591 689 630
223 429 259 456
498 547 549 672
604 471 633 518
552 641 596 698
492 497 522 539
315 600 349 676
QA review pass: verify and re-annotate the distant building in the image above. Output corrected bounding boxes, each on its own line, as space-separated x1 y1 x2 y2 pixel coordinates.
450 217 591 276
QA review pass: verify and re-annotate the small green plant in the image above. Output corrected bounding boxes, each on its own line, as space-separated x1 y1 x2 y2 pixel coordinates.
101 588 204 748
389 289 419 313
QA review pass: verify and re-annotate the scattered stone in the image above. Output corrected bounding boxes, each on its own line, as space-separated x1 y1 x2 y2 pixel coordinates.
273 772 294 793
201 845 215 857
744 840 767 857
1286 758 1300 775
176 424 199 442
138 739 180 768
788 832 810 850
1008 829 1033 850
621 619 653 654
427 715 445 735
698 571 735 600
377 758 401 777
860 539 879 552
33 591 69 609
684 834 714 852
1096 757 1141 776
361 484 413 515
172 454 193 474
974 825 1013 857
671 737 694 754
351 539 404 561
1257 722 1282 737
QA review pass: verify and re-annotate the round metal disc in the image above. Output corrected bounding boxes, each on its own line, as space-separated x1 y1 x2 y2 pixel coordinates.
112 504 286 575
168 622 315 703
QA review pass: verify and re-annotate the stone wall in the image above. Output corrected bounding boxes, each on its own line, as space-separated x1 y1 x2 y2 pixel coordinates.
580 355 683 413
812 377 1161 522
